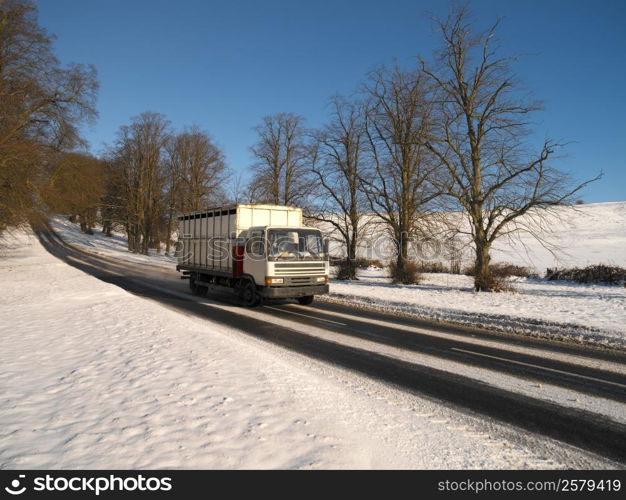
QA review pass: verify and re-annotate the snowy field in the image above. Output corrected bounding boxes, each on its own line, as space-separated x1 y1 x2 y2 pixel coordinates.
341 201 626 271
488 201 626 271
2 230 609 469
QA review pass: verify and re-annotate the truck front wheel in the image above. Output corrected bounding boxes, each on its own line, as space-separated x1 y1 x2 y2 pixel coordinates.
242 280 261 308
297 295 314 305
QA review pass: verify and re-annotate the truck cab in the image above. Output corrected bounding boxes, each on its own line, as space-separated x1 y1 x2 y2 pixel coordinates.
242 226 329 303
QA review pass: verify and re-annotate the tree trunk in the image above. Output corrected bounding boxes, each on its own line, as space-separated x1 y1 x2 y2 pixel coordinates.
399 230 409 267
87 208 96 234
102 219 112 237
79 213 93 234
127 222 139 253
165 209 173 255
392 230 417 284
345 234 358 280
474 241 492 292
153 234 161 254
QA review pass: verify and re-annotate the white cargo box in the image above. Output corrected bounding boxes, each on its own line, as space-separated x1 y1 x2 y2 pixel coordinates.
178 204 303 272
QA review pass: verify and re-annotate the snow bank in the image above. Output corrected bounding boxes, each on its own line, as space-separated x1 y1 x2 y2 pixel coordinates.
326 269 626 349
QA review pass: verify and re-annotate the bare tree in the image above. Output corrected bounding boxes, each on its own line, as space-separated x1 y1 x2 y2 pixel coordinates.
421 7 598 291
225 171 248 205
248 112 311 206
111 112 170 254
0 0 98 233
100 158 124 237
361 65 441 284
163 126 227 252
167 127 227 211
161 153 181 254
309 96 368 280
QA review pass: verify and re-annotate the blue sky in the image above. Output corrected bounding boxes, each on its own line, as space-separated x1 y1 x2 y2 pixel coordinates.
38 0 626 202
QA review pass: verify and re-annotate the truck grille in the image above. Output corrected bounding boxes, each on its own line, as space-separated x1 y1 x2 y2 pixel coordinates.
274 262 326 276
286 276 314 286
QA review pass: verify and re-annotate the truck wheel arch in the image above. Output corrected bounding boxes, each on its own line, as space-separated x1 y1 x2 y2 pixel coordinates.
238 274 258 288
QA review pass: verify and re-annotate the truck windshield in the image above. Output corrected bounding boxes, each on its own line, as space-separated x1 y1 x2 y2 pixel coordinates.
267 229 325 261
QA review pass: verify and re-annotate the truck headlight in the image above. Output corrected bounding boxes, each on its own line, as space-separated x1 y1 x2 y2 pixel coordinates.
265 277 284 285
316 276 328 282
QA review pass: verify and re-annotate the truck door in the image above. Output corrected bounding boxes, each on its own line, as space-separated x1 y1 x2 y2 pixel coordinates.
243 229 267 286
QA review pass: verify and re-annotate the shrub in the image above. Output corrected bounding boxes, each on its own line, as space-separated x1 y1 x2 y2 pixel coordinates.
490 263 532 278
488 276 516 292
329 255 344 266
464 262 531 279
329 256 384 269
546 265 626 285
470 271 517 293
463 262 479 276
463 261 530 292
335 259 359 280
417 261 448 273
353 257 384 269
389 260 421 285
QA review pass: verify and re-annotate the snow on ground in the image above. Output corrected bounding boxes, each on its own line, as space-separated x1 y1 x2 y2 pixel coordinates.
50 217 176 270
4 230 604 469
326 268 626 349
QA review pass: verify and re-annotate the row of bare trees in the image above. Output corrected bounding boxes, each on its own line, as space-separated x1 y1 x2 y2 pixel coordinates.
246 6 596 290
103 113 228 254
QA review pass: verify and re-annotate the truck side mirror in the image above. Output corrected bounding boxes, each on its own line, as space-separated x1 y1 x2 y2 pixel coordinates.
323 238 329 256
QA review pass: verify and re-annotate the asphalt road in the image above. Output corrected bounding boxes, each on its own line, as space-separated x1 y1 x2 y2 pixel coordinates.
36 228 626 464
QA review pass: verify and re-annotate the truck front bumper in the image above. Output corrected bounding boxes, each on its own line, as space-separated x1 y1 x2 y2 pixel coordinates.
261 284 329 299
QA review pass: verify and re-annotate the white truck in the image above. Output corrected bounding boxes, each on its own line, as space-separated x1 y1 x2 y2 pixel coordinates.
176 204 329 307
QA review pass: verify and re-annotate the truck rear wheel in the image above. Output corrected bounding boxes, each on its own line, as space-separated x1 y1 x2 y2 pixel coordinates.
297 295 314 305
190 276 207 296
